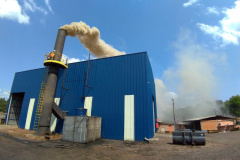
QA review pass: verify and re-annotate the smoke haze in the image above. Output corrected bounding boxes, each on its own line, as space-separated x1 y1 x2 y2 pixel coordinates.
156 29 228 123
60 21 125 58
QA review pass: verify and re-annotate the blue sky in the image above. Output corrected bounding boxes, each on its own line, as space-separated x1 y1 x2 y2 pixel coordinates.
0 0 239 107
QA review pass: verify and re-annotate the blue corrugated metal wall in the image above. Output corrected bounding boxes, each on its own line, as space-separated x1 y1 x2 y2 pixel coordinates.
146 54 157 138
6 52 156 141
5 68 45 129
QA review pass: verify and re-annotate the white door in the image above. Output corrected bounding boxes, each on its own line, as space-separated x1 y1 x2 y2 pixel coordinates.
84 97 93 116
124 95 135 141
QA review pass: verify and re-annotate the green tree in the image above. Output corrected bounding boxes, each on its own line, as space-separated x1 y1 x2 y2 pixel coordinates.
0 98 8 113
225 100 229 108
226 95 240 117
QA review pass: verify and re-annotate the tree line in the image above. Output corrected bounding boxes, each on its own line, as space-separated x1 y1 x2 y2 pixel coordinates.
0 98 8 113
225 95 240 117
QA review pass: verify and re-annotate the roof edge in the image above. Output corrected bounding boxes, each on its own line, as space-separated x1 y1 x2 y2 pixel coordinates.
14 52 148 74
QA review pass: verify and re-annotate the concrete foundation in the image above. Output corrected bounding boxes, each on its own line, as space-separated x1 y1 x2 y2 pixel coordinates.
62 116 101 143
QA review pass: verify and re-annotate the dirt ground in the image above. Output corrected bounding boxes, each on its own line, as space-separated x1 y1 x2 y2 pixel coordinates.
0 126 239 160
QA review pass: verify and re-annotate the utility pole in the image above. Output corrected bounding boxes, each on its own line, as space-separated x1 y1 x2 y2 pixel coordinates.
172 99 177 131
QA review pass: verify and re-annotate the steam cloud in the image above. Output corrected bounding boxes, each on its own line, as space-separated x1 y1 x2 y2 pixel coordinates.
156 29 228 123
60 21 125 58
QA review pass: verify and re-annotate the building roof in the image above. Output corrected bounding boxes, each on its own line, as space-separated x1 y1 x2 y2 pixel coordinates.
177 121 192 125
183 115 234 122
158 121 192 125
15 52 148 74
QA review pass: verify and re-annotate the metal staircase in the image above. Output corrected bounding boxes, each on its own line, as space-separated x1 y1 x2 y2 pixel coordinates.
33 67 49 131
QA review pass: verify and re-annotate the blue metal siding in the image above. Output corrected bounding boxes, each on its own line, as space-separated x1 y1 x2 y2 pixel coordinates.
8 52 156 141
55 53 149 140
145 54 157 138
7 69 45 129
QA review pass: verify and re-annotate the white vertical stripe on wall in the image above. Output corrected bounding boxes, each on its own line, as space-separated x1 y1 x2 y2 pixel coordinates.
25 98 35 130
124 95 135 141
84 97 93 116
50 98 60 132
6 95 12 124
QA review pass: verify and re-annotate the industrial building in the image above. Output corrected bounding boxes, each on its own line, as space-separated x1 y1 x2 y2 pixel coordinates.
159 123 175 133
5 52 157 141
183 115 234 132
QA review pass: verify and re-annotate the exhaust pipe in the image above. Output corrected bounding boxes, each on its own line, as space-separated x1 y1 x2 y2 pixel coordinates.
35 29 67 136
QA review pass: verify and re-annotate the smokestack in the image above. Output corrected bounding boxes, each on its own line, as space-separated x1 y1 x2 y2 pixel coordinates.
35 29 67 136
53 29 67 61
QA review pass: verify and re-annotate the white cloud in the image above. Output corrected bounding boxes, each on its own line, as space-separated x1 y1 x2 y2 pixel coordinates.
3 92 9 96
207 7 220 15
23 0 47 15
63 54 85 63
45 0 53 13
197 23 220 35
0 0 30 24
183 0 198 7
23 0 34 12
68 58 82 63
0 89 10 99
198 0 240 46
0 0 53 24
221 1 240 37
197 23 237 45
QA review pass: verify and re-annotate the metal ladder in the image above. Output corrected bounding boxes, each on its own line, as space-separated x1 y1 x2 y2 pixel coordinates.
33 67 49 131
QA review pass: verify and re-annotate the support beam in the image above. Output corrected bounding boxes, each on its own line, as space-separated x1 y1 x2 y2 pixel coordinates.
52 102 67 119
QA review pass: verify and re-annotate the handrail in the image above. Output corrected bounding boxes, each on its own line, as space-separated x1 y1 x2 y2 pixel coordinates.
44 52 69 68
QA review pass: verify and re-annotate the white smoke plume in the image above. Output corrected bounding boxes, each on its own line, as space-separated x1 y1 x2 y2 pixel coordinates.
156 29 227 123
60 21 125 58
155 79 175 122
